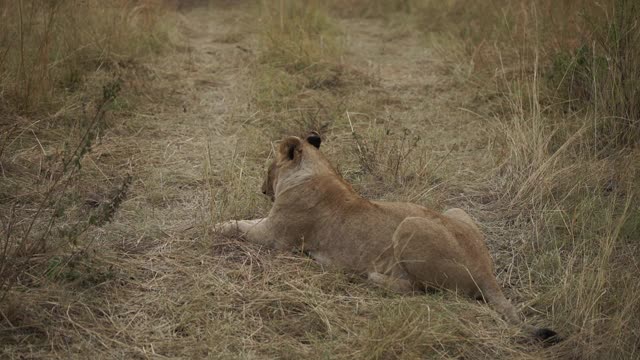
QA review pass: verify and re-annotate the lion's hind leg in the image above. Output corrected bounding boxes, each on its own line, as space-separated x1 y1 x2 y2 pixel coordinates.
391 216 481 298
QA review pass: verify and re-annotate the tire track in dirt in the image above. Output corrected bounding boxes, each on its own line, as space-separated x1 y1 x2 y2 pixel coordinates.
102 7 255 256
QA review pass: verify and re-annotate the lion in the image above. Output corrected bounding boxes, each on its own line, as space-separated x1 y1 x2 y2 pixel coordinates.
217 132 560 344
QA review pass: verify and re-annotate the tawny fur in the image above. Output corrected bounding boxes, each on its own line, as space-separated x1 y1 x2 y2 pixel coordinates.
217 133 559 343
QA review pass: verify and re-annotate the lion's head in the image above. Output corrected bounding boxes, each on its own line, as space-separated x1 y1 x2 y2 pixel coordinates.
261 131 322 202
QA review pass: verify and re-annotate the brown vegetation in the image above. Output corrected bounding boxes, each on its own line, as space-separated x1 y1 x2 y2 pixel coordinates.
1 0 638 358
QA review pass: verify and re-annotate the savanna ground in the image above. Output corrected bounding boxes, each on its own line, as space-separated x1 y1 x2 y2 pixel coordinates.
1 0 639 359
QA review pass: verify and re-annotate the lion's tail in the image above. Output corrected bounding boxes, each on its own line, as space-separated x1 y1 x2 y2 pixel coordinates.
481 281 561 344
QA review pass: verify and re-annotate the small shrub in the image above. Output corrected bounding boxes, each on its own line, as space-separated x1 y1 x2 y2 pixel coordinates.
0 80 125 299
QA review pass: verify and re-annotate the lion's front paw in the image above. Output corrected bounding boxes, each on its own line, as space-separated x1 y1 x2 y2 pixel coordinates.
216 220 240 236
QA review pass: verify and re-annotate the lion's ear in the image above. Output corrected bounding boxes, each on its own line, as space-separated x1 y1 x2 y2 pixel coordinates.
279 137 302 160
306 131 321 149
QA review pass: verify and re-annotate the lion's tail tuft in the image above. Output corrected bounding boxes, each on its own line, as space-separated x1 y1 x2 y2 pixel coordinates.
482 282 563 345
532 327 563 345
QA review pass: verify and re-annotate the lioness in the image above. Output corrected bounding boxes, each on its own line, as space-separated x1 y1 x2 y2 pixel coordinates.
218 132 559 343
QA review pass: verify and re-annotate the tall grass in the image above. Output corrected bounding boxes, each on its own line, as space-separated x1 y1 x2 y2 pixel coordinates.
414 0 640 147
408 0 640 357
486 54 639 358
0 0 171 113
0 0 173 299
571 0 640 146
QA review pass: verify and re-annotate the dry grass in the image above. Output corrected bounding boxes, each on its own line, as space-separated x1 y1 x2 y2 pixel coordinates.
0 0 181 355
0 0 179 295
0 0 174 113
481 63 640 358
1 0 639 359
406 0 640 358
414 0 640 146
